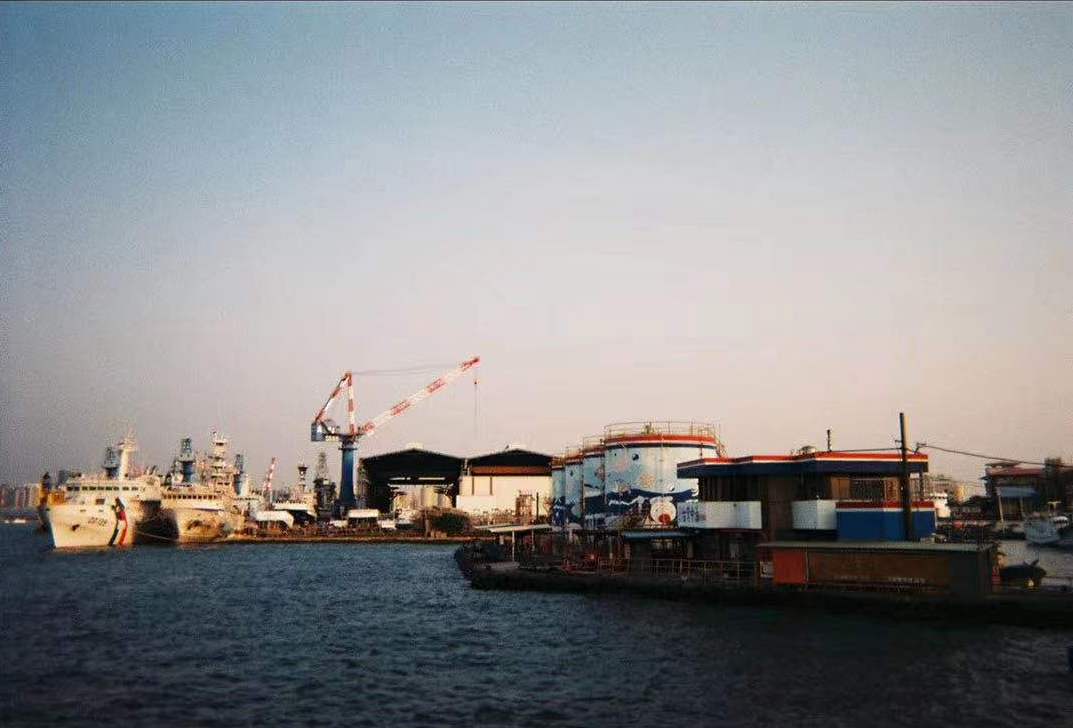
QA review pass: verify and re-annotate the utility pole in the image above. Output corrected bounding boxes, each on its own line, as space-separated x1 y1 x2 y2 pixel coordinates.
899 412 915 541
826 429 832 452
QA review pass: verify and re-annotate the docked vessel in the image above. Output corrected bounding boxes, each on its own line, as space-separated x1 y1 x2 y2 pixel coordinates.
153 433 245 543
46 435 163 549
35 473 55 531
269 496 316 526
156 485 241 543
268 463 317 526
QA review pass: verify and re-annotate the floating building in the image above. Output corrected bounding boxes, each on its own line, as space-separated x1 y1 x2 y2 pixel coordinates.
671 450 933 562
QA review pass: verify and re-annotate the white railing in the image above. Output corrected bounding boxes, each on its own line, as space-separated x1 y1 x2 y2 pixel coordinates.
603 421 718 440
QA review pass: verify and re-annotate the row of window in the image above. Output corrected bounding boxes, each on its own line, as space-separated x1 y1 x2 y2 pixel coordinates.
69 485 138 492
698 476 907 502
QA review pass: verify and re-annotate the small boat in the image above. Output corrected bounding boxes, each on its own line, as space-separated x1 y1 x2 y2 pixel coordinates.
1024 513 1073 549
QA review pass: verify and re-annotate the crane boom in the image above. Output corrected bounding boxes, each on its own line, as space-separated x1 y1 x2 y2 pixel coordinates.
359 356 480 436
311 371 359 440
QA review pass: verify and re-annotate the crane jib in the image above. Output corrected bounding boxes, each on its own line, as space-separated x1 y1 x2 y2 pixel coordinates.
311 356 480 446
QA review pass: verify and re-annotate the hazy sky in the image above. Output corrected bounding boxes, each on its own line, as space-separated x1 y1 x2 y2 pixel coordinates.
2 2 1070 487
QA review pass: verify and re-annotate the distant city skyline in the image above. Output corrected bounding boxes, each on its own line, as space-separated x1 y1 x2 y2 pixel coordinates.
2 2 1070 486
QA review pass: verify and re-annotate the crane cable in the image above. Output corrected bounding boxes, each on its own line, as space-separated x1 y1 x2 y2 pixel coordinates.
473 368 479 440
351 363 457 376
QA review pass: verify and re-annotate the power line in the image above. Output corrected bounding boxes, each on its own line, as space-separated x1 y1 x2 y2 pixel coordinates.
351 363 457 377
917 443 1070 468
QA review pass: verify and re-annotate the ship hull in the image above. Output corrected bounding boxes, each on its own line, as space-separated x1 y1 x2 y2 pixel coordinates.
162 507 235 543
47 499 140 549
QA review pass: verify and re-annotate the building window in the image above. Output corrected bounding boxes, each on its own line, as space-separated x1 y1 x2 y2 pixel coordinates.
850 478 887 501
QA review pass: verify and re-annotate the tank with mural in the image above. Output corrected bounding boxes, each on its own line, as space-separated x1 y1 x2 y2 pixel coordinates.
581 436 606 529
603 421 722 529
550 456 566 529
562 448 583 528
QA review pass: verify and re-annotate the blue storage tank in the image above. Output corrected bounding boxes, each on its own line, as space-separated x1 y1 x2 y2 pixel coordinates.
562 448 583 527
581 436 606 529
836 501 937 541
550 457 566 528
603 422 720 529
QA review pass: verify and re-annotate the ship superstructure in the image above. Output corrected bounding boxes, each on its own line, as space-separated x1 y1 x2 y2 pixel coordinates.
155 433 245 543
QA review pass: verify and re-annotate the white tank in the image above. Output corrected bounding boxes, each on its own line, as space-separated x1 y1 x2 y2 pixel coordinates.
581 436 606 529
562 448 583 528
551 457 565 528
603 422 721 529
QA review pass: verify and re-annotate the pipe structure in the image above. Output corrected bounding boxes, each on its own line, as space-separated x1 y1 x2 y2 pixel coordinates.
233 454 245 495
338 441 357 512
179 437 196 484
103 446 120 479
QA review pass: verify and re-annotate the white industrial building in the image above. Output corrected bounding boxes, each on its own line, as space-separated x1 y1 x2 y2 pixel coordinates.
456 448 553 522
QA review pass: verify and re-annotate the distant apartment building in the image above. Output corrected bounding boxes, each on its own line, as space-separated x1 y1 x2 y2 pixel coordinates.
922 474 982 504
0 483 42 511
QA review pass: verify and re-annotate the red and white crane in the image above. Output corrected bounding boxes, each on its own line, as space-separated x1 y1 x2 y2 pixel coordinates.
261 456 277 504
310 356 481 510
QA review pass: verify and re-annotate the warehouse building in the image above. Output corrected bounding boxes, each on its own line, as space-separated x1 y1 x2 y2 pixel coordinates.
456 448 552 524
359 446 552 524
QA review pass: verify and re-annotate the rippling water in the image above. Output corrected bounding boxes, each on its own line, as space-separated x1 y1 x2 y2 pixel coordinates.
2 526 1071 727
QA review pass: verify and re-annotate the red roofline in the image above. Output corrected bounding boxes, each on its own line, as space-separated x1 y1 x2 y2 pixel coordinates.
604 434 718 446
679 452 928 468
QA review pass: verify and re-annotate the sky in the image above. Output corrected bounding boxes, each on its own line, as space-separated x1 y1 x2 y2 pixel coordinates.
1 2 1070 488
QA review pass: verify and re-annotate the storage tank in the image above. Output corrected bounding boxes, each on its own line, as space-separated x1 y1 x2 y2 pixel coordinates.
562 448 584 528
603 421 721 529
581 436 606 530
550 457 565 528
418 485 448 509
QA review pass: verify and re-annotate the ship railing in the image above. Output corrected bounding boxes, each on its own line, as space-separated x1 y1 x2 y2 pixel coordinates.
587 557 757 586
593 556 630 573
646 558 757 586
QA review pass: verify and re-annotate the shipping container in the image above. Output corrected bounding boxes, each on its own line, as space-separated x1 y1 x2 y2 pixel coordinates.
762 541 994 598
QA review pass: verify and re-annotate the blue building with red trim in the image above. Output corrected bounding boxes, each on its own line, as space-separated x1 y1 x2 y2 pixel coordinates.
673 451 934 561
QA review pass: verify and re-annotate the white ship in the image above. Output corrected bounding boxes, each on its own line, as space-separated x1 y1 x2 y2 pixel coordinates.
47 435 163 549
253 462 315 528
270 497 316 525
158 485 241 543
155 432 245 543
